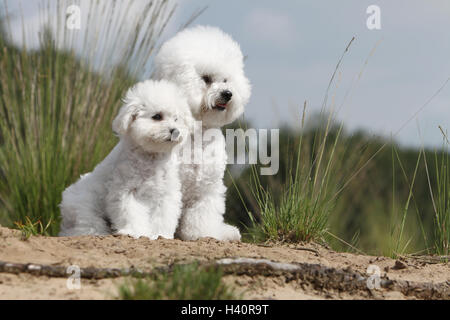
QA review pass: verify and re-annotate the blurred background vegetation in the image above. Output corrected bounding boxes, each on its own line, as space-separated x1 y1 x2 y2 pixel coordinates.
0 1 448 257
225 119 447 256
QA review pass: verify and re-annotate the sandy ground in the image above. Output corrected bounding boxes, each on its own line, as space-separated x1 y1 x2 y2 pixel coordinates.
0 226 449 300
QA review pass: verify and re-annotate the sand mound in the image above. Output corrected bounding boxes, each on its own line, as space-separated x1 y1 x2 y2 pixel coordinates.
0 226 448 299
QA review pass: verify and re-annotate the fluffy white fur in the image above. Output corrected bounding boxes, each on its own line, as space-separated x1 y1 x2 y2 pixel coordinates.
153 26 251 241
59 80 192 239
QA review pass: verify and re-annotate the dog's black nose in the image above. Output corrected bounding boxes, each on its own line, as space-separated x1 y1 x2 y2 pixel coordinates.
170 128 180 141
221 90 233 102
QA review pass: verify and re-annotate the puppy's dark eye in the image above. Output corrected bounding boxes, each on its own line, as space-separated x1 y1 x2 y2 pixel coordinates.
152 113 163 121
202 75 212 85
224 79 227 83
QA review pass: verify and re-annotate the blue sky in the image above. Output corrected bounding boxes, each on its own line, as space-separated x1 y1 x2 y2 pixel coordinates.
4 0 450 147
172 0 450 148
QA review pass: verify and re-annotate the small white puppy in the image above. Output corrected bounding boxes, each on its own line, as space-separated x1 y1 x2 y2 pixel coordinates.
59 80 192 239
153 26 251 241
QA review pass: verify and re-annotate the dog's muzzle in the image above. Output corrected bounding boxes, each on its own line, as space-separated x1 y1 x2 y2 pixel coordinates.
212 90 233 111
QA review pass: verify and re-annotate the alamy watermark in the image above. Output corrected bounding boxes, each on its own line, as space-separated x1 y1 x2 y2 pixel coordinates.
366 5 381 30
366 264 381 290
177 121 280 176
66 4 382 32
66 5 81 30
66 265 81 290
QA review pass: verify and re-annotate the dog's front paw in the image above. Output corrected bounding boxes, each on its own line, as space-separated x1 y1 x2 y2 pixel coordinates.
116 228 143 239
116 228 163 240
220 224 241 241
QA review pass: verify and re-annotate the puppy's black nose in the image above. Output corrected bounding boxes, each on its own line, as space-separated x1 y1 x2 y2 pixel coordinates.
170 128 180 141
221 90 233 102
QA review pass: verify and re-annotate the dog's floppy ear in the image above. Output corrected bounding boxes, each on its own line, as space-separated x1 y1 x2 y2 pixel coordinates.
113 85 143 136
112 103 140 136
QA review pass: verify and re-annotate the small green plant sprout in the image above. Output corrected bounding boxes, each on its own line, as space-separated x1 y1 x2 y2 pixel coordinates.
14 216 53 239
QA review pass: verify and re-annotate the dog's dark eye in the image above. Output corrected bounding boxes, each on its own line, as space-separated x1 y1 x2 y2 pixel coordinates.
224 79 227 83
152 113 163 121
202 75 212 85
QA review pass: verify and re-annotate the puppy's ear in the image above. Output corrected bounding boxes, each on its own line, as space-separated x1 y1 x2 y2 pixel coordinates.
112 103 140 136
113 84 145 135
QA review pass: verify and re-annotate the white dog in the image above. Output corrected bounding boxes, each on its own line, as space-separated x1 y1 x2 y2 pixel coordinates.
59 80 192 239
153 26 251 241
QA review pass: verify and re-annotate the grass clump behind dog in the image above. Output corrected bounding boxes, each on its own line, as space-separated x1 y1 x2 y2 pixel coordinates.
0 0 176 235
118 263 238 300
235 39 360 244
243 111 349 243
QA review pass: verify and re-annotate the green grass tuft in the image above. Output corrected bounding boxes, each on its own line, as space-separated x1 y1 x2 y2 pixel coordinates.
243 109 346 243
14 216 53 239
